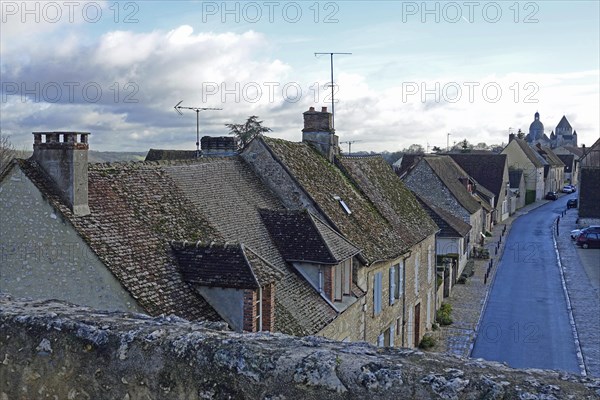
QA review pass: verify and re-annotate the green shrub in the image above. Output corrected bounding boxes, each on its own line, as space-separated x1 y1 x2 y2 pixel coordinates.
436 303 453 326
432 323 439 331
419 335 437 350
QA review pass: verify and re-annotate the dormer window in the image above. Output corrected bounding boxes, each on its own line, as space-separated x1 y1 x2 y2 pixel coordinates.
333 195 352 215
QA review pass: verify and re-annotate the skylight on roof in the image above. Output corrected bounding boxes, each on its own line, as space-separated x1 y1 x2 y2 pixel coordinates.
333 195 352 215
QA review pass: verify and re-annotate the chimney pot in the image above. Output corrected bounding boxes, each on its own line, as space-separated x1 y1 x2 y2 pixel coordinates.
321 107 327 112
309 106 315 111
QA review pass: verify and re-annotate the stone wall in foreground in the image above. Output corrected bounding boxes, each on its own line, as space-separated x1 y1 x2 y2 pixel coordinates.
1 296 599 399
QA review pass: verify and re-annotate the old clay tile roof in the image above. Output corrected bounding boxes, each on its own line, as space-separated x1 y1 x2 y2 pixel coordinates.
422 156 483 214
261 137 434 263
17 159 222 322
162 156 337 335
15 156 339 336
259 209 360 264
337 155 438 248
171 241 283 289
447 153 507 201
415 194 471 238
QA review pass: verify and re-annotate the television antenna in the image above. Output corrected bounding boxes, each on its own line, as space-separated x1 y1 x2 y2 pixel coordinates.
174 100 222 157
314 52 352 129
340 140 362 154
447 132 452 151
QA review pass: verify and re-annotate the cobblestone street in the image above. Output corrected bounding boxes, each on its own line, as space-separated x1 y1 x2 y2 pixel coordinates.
555 208 600 377
429 200 550 357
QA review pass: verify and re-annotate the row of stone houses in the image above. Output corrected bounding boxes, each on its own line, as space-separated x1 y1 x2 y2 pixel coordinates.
0 107 442 349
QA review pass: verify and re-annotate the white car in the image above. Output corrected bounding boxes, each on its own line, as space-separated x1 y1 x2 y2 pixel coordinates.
562 186 574 193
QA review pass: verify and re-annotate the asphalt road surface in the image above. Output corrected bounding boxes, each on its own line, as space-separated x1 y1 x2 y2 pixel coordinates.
471 195 581 373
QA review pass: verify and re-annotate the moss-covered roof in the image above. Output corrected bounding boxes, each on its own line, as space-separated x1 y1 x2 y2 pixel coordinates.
263 138 435 262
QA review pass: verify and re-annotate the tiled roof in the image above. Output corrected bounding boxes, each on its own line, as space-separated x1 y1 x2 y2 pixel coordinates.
262 137 432 262
508 169 524 188
423 156 483 214
17 159 223 322
16 156 339 336
145 149 197 161
259 209 360 264
415 195 471 238
338 155 438 248
172 241 283 289
564 146 585 157
447 154 507 201
162 157 337 335
580 138 600 167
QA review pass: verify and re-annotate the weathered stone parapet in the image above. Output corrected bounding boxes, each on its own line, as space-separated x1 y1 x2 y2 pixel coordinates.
1 296 599 399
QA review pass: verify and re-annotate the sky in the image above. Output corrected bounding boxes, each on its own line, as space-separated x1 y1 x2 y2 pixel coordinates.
1 0 599 153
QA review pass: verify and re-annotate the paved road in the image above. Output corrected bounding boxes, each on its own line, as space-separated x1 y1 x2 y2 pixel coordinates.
471 195 581 373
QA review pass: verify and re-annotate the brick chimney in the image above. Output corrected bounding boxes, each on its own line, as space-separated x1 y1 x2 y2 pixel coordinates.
32 132 90 216
201 136 239 156
302 106 339 162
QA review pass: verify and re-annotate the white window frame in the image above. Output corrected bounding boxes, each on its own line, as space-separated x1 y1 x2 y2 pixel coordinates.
398 261 404 298
426 290 431 327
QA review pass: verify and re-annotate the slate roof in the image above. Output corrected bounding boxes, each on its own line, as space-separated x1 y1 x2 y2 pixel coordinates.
556 116 572 131
557 154 574 173
260 209 360 264
145 149 197 161
262 137 437 263
508 138 545 168
447 154 507 201
508 169 524 188
422 156 483 214
415 195 471 238
16 159 223 322
172 241 283 289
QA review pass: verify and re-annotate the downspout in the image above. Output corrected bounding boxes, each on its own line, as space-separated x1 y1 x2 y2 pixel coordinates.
401 251 412 347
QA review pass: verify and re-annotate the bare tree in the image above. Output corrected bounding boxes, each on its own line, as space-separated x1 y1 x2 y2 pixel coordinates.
0 132 16 172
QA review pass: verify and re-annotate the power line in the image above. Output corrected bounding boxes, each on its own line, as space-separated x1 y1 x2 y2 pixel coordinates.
174 101 222 157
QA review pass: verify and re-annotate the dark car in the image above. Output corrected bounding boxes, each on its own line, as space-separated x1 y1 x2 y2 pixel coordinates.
567 199 578 209
576 232 600 249
545 191 558 200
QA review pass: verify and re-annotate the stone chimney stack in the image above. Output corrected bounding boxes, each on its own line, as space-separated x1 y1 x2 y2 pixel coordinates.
32 132 90 216
509 133 516 143
302 106 339 162
201 136 239 157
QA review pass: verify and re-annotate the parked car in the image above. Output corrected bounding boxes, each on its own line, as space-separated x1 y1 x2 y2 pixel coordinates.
545 191 558 200
567 199 578 209
576 232 600 249
571 225 600 240
562 185 575 193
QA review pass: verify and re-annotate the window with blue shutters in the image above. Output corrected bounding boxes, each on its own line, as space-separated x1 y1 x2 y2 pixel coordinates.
374 271 382 315
389 266 395 305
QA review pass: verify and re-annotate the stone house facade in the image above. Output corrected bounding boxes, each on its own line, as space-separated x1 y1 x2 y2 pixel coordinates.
448 153 511 223
553 145 584 186
501 136 545 203
1 109 440 350
400 155 485 255
533 144 565 193
578 138 600 224
241 107 439 348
